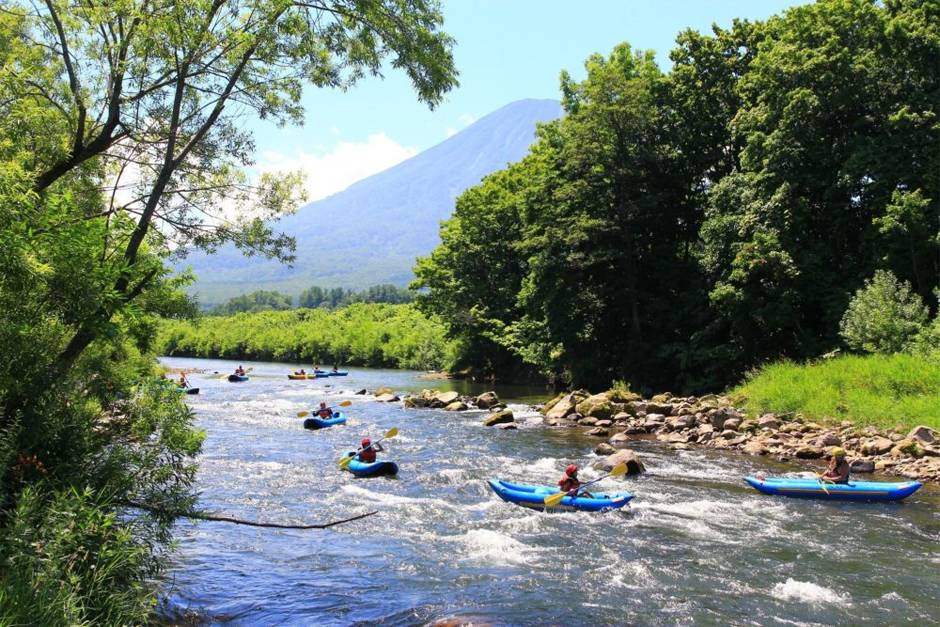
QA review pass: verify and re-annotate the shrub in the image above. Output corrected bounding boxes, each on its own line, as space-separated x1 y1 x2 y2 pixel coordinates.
839 270 929 354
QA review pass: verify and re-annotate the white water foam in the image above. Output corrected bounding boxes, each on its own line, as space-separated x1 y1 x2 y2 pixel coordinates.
451 528 533 565
771 579 851 606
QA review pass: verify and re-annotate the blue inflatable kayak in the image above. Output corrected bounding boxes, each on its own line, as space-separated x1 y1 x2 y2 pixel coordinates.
227 374 249 382
341 451 399 477
744 476 922 502
488 480 634 512
303 412 347 430
329 371 348 376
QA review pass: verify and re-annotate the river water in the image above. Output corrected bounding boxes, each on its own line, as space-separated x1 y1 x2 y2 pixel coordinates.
160 357 940 626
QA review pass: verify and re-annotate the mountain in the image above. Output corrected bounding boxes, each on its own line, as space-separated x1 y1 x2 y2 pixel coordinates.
180 98 563 306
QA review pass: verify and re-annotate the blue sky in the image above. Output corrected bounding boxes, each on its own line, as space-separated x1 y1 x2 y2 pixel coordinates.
255 0 804 202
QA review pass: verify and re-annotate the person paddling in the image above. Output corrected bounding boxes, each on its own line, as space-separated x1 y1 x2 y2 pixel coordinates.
559 464 593 498
234 365 246 376
317 401 334 418
356 437 384 463
178 372 190 388
820 447 850 484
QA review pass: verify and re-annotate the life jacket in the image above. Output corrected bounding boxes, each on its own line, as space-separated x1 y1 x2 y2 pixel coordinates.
318 408 333 418
558 476 580 492
358 448 377 463
831 459 851 484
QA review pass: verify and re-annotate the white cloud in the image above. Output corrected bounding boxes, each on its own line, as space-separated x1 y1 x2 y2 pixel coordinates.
258 133 417 202
458 113 478 126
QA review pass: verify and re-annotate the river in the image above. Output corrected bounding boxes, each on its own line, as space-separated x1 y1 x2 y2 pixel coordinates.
160 357 940 626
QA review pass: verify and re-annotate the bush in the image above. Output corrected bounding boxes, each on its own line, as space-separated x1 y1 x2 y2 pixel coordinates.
839 270 929 354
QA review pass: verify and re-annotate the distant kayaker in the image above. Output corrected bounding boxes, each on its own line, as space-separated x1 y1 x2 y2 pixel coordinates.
357 437 384 463
297 368 306 375
820 447 850 484
178 372 190 388
317 401 333 418
559 464 593 498
331 366 339 373
234 365 246 376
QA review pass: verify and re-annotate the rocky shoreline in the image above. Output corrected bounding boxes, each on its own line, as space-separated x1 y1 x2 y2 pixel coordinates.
387 386 939 484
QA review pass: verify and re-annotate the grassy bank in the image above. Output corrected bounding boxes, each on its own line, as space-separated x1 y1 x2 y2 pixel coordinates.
157 303 457 371
731 354 940 431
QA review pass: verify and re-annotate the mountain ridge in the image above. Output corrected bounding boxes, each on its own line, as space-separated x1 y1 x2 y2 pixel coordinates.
180 98 562 305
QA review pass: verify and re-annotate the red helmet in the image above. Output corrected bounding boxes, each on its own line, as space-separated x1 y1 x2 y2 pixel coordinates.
565 464 578 476
361 438 371 446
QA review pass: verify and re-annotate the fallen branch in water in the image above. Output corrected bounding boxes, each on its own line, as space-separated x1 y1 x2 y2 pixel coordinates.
122 501 378 529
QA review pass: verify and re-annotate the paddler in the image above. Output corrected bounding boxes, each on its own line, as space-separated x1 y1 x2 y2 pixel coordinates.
178 372 190 388
234 365 245 376
316 401 334 418
820 447 850 484
558 464 593 498
356 437 384 463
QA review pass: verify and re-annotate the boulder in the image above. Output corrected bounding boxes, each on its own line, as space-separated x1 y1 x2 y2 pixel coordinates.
374 386 394 396
650 393 673 403
375 393 400 402
483 409 514 427
576 394 614 420
579 416 598 427
355 389 367 395
722 417 742 431
444 401 468 412
432 391 460 407
594 442 616 456
605 388 642 403
795 446 824 459
587 427 610 437
475 391 500 410
402 397 420 409
544 393 581 420
497 423 518 430
739 419 758 432
891 438 925 458
815 432 842 447
595 419 613 427
710 407 741 430
624 424 648 435
594 449 646 475
612 412 632 423
743 440 769 456
666 415 696 430
757 414 781 430
609 432 633 448
907 425 938 445
861 436 894 456
850 459 875 473
646 402 674 415
658 432 690 444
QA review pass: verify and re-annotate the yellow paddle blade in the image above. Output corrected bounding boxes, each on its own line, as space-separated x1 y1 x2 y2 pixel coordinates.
608 462 628 477
339 400 352 407
338 454 354 468
543 490 568 508
297 410 310 418
384 427 399 439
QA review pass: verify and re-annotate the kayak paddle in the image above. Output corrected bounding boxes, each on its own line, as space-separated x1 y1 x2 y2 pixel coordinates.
338 427 399 468
543 463 628 507
297 399 352 418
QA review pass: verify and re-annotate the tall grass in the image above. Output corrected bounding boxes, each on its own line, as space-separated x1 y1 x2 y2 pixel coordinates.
730 354 940 431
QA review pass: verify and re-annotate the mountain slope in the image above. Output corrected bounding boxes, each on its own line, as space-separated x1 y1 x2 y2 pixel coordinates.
181 98 562 305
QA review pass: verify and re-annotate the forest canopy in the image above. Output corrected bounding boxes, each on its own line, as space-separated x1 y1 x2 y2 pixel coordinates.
414 0 939 393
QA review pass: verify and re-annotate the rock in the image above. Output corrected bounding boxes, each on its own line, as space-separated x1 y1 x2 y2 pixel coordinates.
544 393 582 420
666 414 696 430
658 432 690 444
375 393 400 402
795 446 824 459
722 417 742 431
891 438 925 458
579 416 598 427
646 402 674 415
576 393 614 420
594 442 616 456
587 427 610 437
710 407 741 430
624 424 647 435
374 386 394 396
475 391 500 410
355 389 367 395
594 449 646 475
850 459 875 473
403 397 419 408
432 391 460 407
444 401 468 412
605 388 642 403
739 419 758 432
670 443 692 451
595 419 613 427
816 432 842 447
743 440 769 456
483 409 514 427
497 423 518 430
612 412 632 423
907 425 938 445
861 436 894 456
645 413 666 424
609 432 633 448
651 393 673 403
719 429 738 440
757 414 781 430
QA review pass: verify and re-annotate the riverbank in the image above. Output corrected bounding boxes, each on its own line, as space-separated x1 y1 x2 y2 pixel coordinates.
536 388 940 483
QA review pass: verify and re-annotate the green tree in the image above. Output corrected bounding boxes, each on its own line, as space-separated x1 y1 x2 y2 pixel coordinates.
840 269 930 353
211 290 294 315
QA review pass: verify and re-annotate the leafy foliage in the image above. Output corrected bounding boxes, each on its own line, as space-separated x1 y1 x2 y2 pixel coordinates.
159 303 455 371
297 284 414 309
839 270 930 353
210 290 295 315
416 0 939 392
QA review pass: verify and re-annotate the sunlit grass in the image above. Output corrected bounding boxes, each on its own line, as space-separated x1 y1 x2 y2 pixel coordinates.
730 354 940 431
